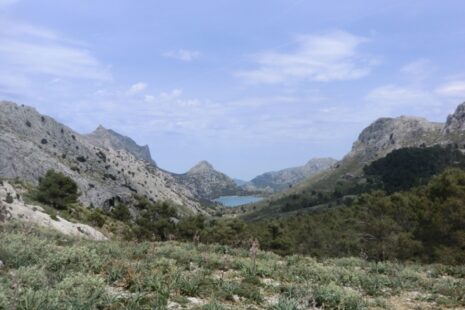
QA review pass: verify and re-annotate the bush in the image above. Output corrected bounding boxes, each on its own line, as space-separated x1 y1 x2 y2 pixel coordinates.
87 209 106 227
111 203 132 222
5 193 13 204
35 170 79 210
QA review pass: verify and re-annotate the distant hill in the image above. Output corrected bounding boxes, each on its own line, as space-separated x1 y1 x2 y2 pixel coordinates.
248 158 337 192
173 161 248 200
244 101 465 219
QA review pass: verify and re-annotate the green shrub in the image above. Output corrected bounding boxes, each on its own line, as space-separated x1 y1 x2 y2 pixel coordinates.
5 193 13 204
87 209 106 227
312 283 367 310
34 170 79 210
111 204 132 222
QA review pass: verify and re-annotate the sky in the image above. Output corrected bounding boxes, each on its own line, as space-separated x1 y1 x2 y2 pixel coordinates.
1 0 465 180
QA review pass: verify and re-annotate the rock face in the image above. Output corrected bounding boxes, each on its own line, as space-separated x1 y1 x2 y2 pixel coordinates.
346 116 443 164
0 180 107 240
174 161 245 200
0 101 202 214
249 158 337 192
86 126 156 166
442 102 465 141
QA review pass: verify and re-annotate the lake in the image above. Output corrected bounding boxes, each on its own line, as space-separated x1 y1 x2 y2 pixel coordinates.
213 195 263 207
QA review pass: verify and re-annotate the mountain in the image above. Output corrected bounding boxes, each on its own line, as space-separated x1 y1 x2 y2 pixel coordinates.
249 158 337 192
174 160 247 200
245 102 465 219
0 101 203 214
86 125 156 166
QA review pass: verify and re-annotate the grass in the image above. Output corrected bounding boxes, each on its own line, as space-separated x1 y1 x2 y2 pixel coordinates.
0 222 464 309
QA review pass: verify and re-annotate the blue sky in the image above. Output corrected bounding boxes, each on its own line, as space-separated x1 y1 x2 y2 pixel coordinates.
1 0 465 179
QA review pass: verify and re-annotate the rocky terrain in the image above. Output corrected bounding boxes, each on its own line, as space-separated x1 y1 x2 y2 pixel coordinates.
248 158 337 192
174 161 247 200
0 180 107 240
298 114 448 191
246 102 465 218
86 125 157 166
346 116 443 164
0 101 203 214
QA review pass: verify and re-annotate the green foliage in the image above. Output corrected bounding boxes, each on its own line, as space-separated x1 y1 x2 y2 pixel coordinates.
364 145 465 193
174 168 465 264
111 203 131 222
5 192 13 204
86 208 106 227
0 223 464 309
132 201 177 241
34 170 79 210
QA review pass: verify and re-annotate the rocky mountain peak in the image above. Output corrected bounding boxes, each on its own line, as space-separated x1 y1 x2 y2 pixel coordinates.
305 158 337 168
0 101 203 213
188 160 215 174
443 102 465 134
249 157 337 192
347 116 443 162
85 125 156 166
178 160 244 199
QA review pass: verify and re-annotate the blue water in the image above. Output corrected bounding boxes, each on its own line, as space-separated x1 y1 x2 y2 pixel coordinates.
214 195 264 207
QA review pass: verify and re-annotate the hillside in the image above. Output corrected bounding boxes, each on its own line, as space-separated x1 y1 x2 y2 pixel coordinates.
0 101 222 215
244 103 465 219
248 158 337 192
1 223 464 309
174 161 248 200
86 125 157 166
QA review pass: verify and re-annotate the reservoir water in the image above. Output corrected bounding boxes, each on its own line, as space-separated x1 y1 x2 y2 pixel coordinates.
213 195 263 207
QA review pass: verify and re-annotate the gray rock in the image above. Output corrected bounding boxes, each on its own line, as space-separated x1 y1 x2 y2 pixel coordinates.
0 101 203 214
174 160 246 200
347 116 443 163
86 125 157 166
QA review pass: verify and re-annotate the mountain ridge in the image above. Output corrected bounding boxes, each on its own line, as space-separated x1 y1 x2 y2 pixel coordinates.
248 157 337 192
0 101 204 214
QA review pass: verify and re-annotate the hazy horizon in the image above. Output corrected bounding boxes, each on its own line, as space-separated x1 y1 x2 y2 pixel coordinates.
1 0 465 179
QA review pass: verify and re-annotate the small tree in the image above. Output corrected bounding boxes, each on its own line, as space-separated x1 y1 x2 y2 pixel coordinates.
35 170 79 210
111 203 132 222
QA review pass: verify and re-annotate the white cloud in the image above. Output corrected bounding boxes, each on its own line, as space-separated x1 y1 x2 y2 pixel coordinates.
0 19 110 98
163 49 200 62
400 58 432 81
235 30 375 84
436 81 465 97
127 82 147 95
366 85 430 104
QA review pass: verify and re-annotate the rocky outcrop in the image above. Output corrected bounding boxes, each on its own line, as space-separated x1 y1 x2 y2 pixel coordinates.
346 116 443 164
0 180 107 240
441 102 465 145
0 101 202 214
174 161 246 200
249 158 337 192
86 125 156 166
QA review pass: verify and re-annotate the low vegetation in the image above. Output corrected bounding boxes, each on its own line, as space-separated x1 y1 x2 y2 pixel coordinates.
1 223 464 309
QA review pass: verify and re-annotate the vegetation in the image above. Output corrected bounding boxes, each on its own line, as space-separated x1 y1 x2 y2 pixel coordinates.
1 222 464 309
166 168 465 265
364 145 465 193
34 170 79 210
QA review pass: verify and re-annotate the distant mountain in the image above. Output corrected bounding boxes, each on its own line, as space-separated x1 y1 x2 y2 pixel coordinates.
245 102 465 219
86 125 156 166
174 160 247 200
233 178 249 187
0 101 203 214
248 158 337 192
